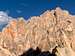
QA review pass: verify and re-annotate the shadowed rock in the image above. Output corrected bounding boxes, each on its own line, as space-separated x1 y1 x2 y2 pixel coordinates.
20 47 56 56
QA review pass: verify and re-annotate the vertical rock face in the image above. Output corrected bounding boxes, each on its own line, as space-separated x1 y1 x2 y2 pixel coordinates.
0 7 75 56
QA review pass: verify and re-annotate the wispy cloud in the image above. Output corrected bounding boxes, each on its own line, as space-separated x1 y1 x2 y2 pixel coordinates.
20 3 29 7
5 10 10 15
16 10 22 14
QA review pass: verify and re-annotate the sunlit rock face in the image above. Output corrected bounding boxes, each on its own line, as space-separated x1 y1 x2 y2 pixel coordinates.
0 7 75 56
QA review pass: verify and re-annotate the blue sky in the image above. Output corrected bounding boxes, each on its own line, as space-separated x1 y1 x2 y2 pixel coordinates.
0 0 75 19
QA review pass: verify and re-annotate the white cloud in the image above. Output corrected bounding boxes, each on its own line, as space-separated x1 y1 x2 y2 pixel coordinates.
0 11 17 31
0 11 15 25
0 11 9 24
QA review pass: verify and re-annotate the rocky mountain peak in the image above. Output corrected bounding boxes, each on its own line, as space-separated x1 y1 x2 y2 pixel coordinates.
0 7 75 56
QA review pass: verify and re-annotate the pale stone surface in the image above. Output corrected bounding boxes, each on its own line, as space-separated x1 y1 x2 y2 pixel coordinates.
0 7 75 56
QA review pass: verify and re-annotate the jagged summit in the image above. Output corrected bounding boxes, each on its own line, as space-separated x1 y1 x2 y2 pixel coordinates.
0 7 75 56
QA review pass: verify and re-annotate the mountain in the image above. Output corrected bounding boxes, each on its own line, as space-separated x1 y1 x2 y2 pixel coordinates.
0 7 75 56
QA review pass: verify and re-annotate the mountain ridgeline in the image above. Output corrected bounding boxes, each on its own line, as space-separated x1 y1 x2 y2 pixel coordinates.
0 7 75 56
